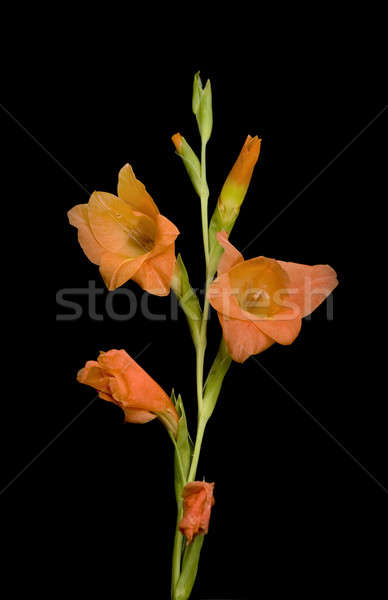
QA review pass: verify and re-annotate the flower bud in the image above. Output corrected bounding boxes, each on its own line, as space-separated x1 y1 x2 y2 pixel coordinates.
208 135 261 277
192 71 213 144
219 134 261 221
179 481 215 545
172 133 204 198
77 349 179 437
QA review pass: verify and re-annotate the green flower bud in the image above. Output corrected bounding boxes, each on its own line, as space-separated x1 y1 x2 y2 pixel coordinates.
192 71 213 144
172 133 206 198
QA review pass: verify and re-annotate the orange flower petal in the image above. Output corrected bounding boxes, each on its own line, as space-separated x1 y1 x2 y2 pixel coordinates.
78 349 178 435
99 251 147 291
122 408 157 424
154 214 180 248
77 360 112 395
219 314 274 363
179 482 215 545
255 315 302 345
208 273 247 320
132 244 176 296
67 204 105 264
96 349 175 416
216 231 244 275
117 164 159 219
88 191 156 256
223 135 262 189
277 261 338 317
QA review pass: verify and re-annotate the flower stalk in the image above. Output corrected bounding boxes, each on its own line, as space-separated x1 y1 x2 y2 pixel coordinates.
68 70 338 600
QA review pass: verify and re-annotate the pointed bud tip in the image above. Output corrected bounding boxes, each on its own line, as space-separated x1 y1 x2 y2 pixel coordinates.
228 135 262 186
243 134 262 154
171 133 182 153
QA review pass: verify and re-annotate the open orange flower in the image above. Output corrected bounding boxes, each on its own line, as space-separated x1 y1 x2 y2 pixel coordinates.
77 349 178 437
208 232 338 363
179 481 215 545
68 164 179 295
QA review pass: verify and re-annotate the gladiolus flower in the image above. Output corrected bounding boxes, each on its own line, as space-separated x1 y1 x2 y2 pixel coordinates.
208 232 338 363
68 164 179 295
179 481 215 545
77 349 178 437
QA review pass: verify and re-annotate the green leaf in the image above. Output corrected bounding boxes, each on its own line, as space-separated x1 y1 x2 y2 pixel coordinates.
173 394 192 501
172 255 202 348
174 535 205 600
203 338 232 420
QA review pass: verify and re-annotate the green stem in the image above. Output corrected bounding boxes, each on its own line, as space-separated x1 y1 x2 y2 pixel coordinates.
200 141 209 268
171 135 212 600
171 504 184 597
188 417 207 482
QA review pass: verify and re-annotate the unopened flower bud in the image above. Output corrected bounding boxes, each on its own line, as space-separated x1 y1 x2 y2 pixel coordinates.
208 135 261 276
172 133 204 198
219 135 261 221
192 71 213 144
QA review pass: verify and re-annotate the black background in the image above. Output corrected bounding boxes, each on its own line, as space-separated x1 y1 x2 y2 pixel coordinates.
1 8 387 599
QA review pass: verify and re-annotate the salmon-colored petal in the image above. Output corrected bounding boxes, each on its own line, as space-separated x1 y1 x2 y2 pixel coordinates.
219 314 274 363
132 244 176 296
99 251 147 291
154 214 180 248
179 482 215 545
278 261 338 318
216 231 244 275
256 315 302 345
97 349 173 415
77 349 178 436
68 204 105 264
77 360 110 393
208 273 247 319
117 164 159 219
122 408 157 424
88 191 156 256
98 391 116 403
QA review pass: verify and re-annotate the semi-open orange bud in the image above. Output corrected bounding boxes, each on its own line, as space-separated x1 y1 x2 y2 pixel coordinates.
208 232 338 363
68 164 179 295
77 349 178 437
179 481 215 545
208 136 262 277
218 135 261 220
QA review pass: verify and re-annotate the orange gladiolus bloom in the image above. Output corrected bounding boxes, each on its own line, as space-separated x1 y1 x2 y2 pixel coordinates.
179 481 215 545
208 232 338 363
68 164 179 295
77 349 178 437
